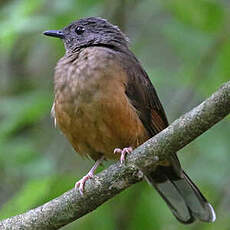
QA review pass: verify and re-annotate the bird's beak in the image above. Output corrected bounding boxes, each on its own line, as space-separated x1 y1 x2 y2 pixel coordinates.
43 30 65 39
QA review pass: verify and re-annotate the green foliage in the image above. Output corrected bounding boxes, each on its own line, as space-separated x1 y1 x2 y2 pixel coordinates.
165 0 224 32
0 0 229 229
0 175 76 220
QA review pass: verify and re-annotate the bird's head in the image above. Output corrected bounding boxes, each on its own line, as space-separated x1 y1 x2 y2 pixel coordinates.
43 17 128 53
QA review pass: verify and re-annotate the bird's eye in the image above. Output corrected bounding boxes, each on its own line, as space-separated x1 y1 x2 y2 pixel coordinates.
75 26 85 35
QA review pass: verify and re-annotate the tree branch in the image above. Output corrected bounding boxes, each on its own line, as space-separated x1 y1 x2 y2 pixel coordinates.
1 81 230 230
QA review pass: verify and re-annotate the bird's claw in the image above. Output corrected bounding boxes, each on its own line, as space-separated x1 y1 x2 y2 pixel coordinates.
114 147 133 164
75 172 94 195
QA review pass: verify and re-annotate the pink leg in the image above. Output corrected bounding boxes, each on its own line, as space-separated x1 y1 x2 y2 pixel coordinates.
114 147 133 164
75 157 104 195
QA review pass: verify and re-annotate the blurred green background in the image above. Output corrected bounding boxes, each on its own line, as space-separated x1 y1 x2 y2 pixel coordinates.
0 0 230 229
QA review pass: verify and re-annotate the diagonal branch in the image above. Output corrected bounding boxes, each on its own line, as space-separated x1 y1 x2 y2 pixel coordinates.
0 81 230 230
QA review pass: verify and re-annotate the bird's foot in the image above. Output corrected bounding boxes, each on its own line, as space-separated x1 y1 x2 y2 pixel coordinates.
75 172 94 195
75 157 104 195
114 147 133 164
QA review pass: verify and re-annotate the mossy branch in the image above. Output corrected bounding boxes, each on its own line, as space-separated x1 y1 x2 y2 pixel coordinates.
0 81 230 230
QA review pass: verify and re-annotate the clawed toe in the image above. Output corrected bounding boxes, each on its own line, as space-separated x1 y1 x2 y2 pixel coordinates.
75 173 93 195
75 157 104 195
114 147 133 164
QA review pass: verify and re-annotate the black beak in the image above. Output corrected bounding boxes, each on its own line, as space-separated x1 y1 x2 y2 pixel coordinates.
43 30 64 39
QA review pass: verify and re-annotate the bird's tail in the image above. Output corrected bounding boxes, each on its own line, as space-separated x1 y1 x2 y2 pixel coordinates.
146 166 216 224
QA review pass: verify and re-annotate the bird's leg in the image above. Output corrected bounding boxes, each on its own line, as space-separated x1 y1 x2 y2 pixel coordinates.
114 147 133 164
75 156 104 195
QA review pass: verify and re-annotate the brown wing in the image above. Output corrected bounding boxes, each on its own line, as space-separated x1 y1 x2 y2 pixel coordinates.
121 50 181 172
122 52 169 137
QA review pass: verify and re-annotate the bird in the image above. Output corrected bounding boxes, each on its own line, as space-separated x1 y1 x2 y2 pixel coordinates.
43 17 216 224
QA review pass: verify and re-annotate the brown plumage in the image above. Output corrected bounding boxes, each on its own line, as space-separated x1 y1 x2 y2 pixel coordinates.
43 17 216 224
54 47 148 161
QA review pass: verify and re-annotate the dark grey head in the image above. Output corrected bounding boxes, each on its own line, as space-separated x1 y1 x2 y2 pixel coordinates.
43 17 129 53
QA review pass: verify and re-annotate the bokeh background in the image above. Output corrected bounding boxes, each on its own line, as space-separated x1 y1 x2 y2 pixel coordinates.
0 0 230 229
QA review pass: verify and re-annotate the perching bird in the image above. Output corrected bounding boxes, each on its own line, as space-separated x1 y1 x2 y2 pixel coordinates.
43 17 216 224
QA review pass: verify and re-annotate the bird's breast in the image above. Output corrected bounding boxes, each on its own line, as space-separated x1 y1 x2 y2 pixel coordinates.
53 47 148 160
